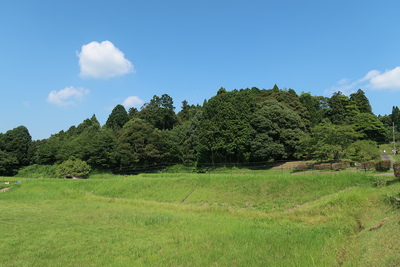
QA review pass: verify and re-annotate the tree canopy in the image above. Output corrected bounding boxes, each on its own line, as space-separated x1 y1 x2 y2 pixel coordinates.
0 86 392 176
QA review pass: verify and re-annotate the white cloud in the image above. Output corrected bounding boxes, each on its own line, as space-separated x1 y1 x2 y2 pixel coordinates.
77 41 134 79
123 96 144 108
369 67 400 89
327 67 400 96
360 70 380 82
47 86 90 106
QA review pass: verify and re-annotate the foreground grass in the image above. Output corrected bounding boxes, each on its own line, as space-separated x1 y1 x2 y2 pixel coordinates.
1 172 399 266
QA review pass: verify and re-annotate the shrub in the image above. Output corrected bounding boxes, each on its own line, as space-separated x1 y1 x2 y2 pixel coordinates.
294 163 309 172
375 160 391 172
373 177 387 187
15 164 58 178
162 164 196 173
56 159 91 178
361 162 375 171
393 162 400 178
313 163 331 170
332 163 345 171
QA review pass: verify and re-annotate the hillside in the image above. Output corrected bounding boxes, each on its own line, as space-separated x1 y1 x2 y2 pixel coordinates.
1 172 400 266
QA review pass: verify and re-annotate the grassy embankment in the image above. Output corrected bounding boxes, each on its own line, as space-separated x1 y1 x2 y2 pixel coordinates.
1 171 400 266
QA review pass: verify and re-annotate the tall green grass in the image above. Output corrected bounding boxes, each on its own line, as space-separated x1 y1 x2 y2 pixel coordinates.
1 172 399 266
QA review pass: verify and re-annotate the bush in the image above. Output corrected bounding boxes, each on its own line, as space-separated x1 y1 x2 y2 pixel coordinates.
373 177 387 187
162 164 196 173
393 162 400 178
56 159 91 178
375 160 391 172
313 163 331 170
361 162 375 171
332 163 345 171
294 163 309 172
16 164 57 178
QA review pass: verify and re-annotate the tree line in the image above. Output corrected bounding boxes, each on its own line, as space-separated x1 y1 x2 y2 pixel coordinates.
0 85 394 176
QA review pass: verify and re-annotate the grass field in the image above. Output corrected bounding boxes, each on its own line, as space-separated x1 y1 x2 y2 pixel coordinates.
1 171 400 266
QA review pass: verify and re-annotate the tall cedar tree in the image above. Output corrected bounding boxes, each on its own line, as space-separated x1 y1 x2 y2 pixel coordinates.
139 94 178 130
350 89 373 114
105 104 129 131
198 88 257 165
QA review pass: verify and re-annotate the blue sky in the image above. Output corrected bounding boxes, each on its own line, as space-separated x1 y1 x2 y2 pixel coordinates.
1 0 400 140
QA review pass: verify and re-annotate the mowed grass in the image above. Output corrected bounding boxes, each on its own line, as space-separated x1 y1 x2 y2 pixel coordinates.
1 172 400 266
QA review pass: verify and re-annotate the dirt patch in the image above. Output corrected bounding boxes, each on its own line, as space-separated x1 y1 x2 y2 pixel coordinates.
0 186 12 193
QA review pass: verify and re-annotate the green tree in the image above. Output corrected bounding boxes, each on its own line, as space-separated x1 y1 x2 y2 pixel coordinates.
197 89 256 164
346 140 380 162
168 110 202 165
177 100 201 123
350 89 373 114
66 127 116 169
217 87 227 94
0 149 18 176
257 86 311 129
105 104 129 131
33 134 63 164
55 158 91 178
353 113 388 143
139 94 178 130
391 106 400 131
1 126 32 166
299 93 329 126
327 91 359 124
114 118 163 172
250 100 307 161
378 113 399 142
297 122 360 161
128 107 139 119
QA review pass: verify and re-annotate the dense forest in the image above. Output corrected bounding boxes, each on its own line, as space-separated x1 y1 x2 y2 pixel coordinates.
0 85 396 176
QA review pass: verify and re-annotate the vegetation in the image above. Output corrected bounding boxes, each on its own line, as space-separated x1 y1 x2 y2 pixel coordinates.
393 162 400 178
1 171 400 266
0 86 395 176
1 83 399 265
55 158 91 178
375 160 391 172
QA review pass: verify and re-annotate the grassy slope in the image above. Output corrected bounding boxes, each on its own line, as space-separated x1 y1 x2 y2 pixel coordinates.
1 172 399 266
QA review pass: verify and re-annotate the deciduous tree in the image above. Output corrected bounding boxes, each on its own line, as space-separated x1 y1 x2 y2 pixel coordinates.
250 100 307 161
297 122 360 161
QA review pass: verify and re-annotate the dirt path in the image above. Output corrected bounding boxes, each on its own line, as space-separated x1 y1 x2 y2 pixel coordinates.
0 186 12 193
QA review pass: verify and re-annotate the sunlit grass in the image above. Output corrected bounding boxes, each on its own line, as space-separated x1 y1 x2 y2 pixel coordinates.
1 171 400 266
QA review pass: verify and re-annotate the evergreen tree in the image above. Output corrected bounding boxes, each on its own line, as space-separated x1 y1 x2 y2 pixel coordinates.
0 149 18 176
257 87 311 129
299 93 325 126
350 89 373 114
197 89 257 164
114 118 163 172
139 94 178 130
105 104 129 131
250 100 307 161
353 113 388 143
1 126 32 166
178 100 191 122
327 91 359 124
391 106 400 131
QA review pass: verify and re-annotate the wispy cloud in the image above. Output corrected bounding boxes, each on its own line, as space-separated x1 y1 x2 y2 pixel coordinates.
122 96 144 108
327 67 400 95
77 40 134 79
369 67 400 89
47 86 90 106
